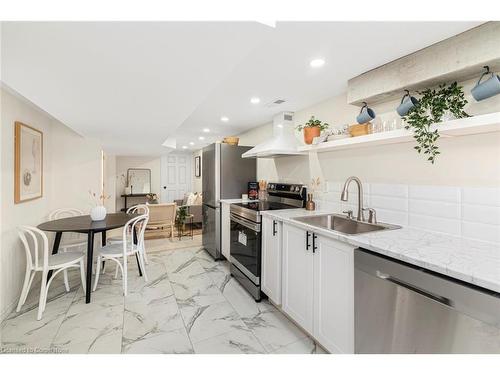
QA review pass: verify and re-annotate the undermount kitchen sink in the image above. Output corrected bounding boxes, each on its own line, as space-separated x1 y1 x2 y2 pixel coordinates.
292 214 401 235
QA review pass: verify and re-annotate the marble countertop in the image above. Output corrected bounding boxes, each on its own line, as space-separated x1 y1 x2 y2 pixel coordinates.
261 208 500 294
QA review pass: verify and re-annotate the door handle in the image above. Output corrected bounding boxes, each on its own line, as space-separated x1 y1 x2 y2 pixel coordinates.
306 231 311 250
312 233 318 253
272 220 277 236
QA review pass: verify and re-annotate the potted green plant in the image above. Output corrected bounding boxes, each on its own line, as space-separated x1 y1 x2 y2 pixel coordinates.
402 82 469 164
296 116 329 145
176 206 188 231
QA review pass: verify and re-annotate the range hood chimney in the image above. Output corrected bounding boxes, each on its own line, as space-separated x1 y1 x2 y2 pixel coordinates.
242 112 302 158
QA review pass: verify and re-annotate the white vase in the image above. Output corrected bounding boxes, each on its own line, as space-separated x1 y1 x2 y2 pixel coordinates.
90 205 107 221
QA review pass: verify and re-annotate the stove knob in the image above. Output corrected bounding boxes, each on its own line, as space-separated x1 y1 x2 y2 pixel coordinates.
290 186 294 192
295 186 300 192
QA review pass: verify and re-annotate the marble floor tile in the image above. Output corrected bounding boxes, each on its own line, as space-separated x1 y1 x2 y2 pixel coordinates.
192 328 266 354
51 304 124 354
205 261 232 292
193 247 218 271
181 300 247 344
223 277 275 318
1 240 320 355
122 327 194 354
123 295 184 341
162 247 197 273
241 309 308 353
169 257 225 309
1 291 75 351
271 337 325 354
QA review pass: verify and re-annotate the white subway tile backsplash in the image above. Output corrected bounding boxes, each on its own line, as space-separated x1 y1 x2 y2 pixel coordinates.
462 221 500 243
370 183 408 198
409 214 461 236
375 209 408 227
462 187 500 207
462 204 500 226
409 199 460 220
325 181 342 193
315 181 499 243
371 195 408 212
409 185 460 203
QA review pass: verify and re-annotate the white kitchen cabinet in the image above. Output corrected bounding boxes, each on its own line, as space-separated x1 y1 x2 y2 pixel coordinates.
313 234 354 354
281 223 314 335
261 216 282 305
220 202 231 260
281 222 355 353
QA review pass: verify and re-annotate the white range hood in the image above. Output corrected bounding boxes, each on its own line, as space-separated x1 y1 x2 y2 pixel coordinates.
242 112 302 158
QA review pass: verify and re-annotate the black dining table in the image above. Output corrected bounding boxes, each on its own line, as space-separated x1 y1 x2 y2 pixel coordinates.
38 212 141 303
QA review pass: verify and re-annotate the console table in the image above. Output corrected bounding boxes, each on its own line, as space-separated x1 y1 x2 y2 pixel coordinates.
121 193 148 211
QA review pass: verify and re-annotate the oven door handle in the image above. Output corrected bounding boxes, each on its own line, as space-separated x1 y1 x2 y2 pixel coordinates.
230 213 261 232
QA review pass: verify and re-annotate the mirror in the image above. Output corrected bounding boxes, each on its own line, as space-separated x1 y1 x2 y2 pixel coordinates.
127 168 151 194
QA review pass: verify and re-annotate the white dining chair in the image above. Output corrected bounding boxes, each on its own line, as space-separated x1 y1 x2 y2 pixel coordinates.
105 204 150 277
107 204 149 245
48 208 87 291
17 226 86 320
93 214 149 296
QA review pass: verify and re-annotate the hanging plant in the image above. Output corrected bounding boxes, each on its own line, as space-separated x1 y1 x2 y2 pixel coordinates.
403 82 469 164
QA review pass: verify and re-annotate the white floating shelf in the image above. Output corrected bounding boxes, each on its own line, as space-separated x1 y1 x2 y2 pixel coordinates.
299 112 500 153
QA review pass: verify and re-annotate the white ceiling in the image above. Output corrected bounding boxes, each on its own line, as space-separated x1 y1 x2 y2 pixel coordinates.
1 21 482 155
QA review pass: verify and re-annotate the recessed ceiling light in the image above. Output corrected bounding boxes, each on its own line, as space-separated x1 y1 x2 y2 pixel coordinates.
198 136 205 140
250 97 260 104
309 58 325 68
189 142 194 146
182 145 188 149
203 128 210 133
220 116 229 122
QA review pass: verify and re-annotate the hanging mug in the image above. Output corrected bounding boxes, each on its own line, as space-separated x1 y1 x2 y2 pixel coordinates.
471 66 500 102
396 90 419 116
356 102 376 124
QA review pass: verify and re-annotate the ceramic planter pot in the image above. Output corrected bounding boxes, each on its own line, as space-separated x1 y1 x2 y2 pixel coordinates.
90 205 107 221
303 127 321 144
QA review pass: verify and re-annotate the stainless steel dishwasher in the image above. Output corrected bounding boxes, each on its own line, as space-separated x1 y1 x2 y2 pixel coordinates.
355 248 500 353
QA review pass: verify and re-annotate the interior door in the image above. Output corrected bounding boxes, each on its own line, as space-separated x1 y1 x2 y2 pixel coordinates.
281 223 314 335
161 153 192 203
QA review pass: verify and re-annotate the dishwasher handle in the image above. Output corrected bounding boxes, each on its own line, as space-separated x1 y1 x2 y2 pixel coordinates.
376 270 453 307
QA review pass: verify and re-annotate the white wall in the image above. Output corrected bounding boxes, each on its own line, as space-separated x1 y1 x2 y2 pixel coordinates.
238 76 500 188
0 87 102 321
114 156 161 212
237 75 500 244
104 153 116 213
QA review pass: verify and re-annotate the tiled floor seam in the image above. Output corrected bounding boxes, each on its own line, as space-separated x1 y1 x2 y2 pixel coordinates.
207 260 271 354
156 250 196 354
48 287 80 351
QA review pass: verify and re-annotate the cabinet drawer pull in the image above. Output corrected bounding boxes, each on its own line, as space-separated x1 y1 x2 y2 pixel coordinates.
312 233 318 253
272 220 277 236
306 231 311 250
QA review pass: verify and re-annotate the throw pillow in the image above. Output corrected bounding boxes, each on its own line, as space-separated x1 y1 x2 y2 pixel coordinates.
186 192 196 206
194 193 202 205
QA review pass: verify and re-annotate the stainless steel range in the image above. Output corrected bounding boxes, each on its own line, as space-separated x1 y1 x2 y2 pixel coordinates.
229 183 306 301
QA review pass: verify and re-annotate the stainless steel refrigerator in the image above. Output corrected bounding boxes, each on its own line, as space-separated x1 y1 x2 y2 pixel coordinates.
202 143 256 260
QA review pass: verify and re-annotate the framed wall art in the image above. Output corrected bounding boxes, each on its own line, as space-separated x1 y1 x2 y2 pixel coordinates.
14 121 43 203
195 156 201 177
